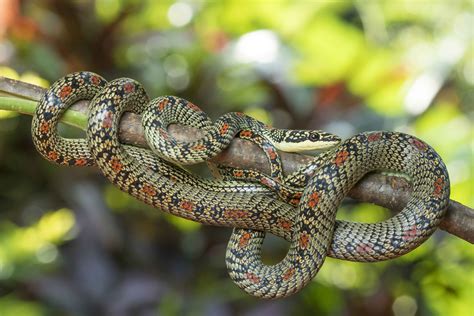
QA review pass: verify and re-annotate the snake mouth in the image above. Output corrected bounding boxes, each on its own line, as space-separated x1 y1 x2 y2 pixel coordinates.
274 139 341 152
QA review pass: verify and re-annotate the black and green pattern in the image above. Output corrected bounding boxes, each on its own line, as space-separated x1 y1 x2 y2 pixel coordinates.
31 72 450 299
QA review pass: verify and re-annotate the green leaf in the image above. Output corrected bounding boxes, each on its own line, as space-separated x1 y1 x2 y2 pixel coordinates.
292 14 366 85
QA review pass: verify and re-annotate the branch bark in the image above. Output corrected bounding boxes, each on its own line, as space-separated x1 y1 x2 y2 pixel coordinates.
1 76 473 243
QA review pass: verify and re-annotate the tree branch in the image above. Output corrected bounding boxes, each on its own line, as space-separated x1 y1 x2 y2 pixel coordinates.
1 76 473 243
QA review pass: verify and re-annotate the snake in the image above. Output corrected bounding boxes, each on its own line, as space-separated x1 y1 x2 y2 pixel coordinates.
141 95 339 165
31 71 450 299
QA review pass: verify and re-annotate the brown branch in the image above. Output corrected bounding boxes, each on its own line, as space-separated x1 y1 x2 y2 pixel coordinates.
1 76 473 243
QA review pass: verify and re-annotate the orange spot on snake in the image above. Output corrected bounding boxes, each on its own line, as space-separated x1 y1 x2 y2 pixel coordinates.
239 130 253 138
187 102 201 111
282 267 295 281
192 144 206 151
238 232 251 248
224 209 249 219
90 75 101 85
367 132 382 142
158 99 169 111
289 198 300 206
47 151 59 161
219 123 229 136
180 200 194 212
59 85 72 99
246 272 260 284
308 192 320 208
74 158 88 166
299 233 309 249
142 184 157 197
123 82 135 93
334 150 349 166
265 147 277 160
233 170 244 177
39 121 49 134
111 158 123 173
402 225 418 241
409 138 427 151
356 243 373 253
433 178 444 197
279 219 292 231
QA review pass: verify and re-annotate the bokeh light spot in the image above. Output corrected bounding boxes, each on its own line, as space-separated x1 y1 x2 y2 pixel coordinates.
234 30 279 64
167 2 193 27
35 244 58 264
392 295 418 316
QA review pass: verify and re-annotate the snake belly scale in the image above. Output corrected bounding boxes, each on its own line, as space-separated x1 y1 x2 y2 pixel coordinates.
31 72 450 299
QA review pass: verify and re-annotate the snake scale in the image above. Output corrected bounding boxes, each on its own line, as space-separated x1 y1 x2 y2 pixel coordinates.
31 72 450 299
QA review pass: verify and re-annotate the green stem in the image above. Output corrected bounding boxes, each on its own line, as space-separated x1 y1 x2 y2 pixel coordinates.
0 96 87 130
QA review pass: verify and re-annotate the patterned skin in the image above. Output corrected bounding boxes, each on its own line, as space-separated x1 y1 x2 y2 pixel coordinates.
225 131 450 297
142 95 339 165
31 72 450 299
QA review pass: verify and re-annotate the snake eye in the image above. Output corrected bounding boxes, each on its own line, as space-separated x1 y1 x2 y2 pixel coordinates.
309 133 320 141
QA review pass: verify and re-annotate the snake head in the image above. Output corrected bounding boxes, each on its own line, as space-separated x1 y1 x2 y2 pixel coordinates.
271 130 341 152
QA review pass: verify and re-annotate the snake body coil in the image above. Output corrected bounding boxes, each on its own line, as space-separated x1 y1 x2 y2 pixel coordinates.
31 72 450 299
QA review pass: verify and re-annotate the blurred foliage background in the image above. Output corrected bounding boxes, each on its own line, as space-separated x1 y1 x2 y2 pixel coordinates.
0 0 473 315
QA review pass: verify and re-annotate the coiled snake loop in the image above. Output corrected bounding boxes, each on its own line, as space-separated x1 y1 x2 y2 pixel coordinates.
31 72 450 299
